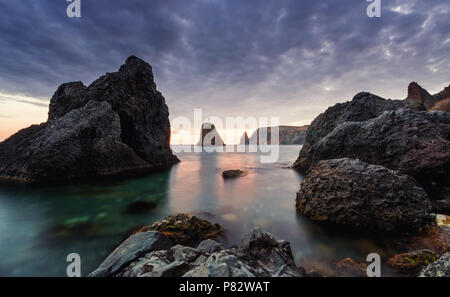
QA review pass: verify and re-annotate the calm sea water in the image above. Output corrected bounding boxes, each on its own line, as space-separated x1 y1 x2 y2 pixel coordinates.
0 146 392 276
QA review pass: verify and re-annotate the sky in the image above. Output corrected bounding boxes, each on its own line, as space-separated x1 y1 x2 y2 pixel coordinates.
0 0 449 143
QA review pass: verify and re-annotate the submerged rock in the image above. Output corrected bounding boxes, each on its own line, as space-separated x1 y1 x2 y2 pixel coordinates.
222 170 244 179
137 214 223 246
0 56 178 184
387 249 438 275
419 252 450 277
109 227 306 277
296 158 432 233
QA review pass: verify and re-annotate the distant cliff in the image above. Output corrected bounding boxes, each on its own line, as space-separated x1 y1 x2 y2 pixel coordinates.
248 125 309 145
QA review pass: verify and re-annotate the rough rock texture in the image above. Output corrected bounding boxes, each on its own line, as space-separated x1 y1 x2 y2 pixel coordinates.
331 258 367 277
137 214 223 246
0 56 179 184
294 109 450 202
296 158 432 232
222 170 244 179
406 82 450 112
250 126 309 145
387 249 438 275
419 252 450 277
109 227 306 277
89 231 172 277
293 92 405 170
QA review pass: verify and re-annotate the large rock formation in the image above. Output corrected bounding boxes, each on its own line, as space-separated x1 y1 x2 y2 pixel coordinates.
296 158 432 233
90 225 306 277
0 56 179 184
249 125 309 145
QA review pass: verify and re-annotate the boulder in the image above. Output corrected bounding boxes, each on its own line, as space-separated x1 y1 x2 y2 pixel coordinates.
419 252 450 277
296 158 432 232
89 231 172 277
111 227 305 277
331 258 367 277
294 109 450 202
387 249 438 275
0 56 178 184
137 214 223 246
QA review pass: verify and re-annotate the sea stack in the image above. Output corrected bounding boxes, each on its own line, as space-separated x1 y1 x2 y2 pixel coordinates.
198 123 226 147
0 56 179 184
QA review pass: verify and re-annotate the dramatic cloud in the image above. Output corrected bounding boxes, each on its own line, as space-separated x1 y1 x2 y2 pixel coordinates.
0 0 449 130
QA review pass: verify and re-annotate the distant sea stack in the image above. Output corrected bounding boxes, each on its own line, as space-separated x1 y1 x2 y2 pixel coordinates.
198 123 226 147
0 56 179 184
249 126 309 145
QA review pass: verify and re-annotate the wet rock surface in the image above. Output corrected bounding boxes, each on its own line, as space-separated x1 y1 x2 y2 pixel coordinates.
296 158 433 233
0 56 178 184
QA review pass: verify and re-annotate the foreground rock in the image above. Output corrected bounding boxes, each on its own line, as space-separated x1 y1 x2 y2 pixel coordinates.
91 227 306 277
222 170 244 179
0 56 178 184
419 252 450 277
137 214 223 246
387 249 438 275
296 158 432 232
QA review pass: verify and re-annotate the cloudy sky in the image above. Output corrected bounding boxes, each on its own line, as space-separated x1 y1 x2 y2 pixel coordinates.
0 0 449 143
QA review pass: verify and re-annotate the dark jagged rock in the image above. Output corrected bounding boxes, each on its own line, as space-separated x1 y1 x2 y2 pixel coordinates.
89 231 172 277
292 92 405 170
137 214 223 246
296 158 432 233
387 249 438 275
294 109 450 202
419 252 450 277
99 227 306 277
0 56 178 184
198 123 226 147
124 201 158 215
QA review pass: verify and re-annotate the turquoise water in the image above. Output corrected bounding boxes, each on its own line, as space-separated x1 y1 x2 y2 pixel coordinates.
0 146 391 276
